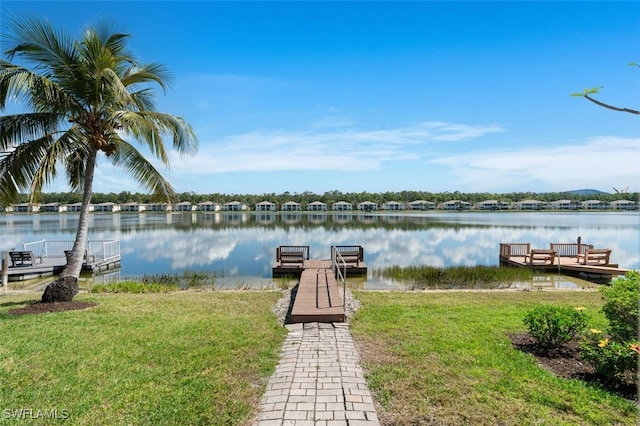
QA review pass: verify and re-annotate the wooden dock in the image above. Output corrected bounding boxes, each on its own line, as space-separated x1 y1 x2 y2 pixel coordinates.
272 246 367 278
273 246 367 323
2 239 122 283
290 265 345 323
2 255 121 282
499 242 628 282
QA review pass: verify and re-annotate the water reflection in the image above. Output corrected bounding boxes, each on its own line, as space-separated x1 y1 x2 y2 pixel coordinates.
2 211 638 289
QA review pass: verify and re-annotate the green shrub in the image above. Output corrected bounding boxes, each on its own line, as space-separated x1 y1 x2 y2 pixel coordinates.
581 329 637 380
523 305 588 350
580 271 639 380
600 270 639 342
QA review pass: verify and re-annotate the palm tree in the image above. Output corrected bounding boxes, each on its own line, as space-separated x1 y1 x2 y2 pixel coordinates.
0 16 198 302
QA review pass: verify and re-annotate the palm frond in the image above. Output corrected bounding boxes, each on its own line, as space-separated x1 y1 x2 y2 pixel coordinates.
0 134 56 204
2 14 77 71
0 113 63 151
62 130 92 192
137 111 198 156
122 62 171 93
107 138 177 202
0 62 80 113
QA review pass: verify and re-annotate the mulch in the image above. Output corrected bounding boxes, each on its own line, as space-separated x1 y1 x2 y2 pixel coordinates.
5 301 97 315
509 332 637 402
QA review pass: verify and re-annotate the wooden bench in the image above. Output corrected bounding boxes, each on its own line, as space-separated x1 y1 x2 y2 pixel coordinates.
9 251 41 267
524 249 556 265
577 248 611 265
276 246 309 267
333 246 364 266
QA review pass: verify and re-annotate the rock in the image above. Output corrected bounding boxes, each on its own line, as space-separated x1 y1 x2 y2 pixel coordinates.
41 276 79 303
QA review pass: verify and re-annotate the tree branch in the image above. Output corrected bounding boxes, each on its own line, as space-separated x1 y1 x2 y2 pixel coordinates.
584 94 640 115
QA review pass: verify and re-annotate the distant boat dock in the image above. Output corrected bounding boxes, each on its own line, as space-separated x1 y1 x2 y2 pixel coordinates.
499 242 628 282
1 239 121 284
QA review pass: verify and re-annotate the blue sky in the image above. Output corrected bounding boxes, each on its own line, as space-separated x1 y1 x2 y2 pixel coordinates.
2 1 639 195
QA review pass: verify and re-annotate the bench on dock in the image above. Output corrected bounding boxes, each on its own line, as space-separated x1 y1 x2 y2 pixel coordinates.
276 246 309 267
524 249 556 265
333 245 364 266
577 248 611 265
8 251 41 267
64 250 96 265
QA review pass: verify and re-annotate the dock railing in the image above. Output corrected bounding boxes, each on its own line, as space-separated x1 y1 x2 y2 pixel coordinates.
499 243 530 258
21 239 120 262
550 243 593 258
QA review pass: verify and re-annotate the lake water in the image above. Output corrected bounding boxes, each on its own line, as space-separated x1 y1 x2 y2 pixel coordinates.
2 211 638 289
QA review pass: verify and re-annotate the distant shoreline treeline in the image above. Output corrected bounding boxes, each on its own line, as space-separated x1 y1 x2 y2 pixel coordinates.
11 189 640 206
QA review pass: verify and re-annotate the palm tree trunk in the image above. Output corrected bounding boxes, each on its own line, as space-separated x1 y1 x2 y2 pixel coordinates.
62 149 97 278
42 150 97 303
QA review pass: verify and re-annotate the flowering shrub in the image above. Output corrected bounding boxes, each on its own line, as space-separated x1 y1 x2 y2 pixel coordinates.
581 329 638 380
523 305 588 350
580 271 639 380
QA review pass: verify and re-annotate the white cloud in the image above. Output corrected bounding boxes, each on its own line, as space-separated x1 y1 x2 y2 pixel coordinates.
432 136 640 191
169 120 505 174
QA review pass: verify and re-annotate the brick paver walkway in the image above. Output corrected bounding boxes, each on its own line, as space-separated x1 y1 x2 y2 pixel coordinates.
255 322 379 425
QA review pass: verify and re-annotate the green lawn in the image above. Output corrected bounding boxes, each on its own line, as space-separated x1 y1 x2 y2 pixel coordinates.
350 290 637 426
0 291 286 425
1 289 636 426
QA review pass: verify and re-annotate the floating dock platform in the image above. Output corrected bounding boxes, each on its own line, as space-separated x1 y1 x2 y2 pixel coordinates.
2 255 121 282
499 242 628 282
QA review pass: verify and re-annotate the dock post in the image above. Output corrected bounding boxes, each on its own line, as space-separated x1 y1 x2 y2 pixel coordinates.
1 251 8 290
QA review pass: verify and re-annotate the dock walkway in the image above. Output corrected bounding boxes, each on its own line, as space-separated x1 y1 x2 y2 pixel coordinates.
290 264 345 324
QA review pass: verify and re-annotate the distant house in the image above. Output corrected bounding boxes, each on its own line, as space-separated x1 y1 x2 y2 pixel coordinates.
281 201 301 211
147 203 172 212
42 202 67 213
174 201 194 212
581 200 608 210
120 202 146 212
438 200 471 210
222 201 248 211
549 199 580 210
332 201 353 211
67 202 94 212
307 201 327 211
510 200 546 210
196 201 219 212
94 202 120 212
382 201 404 211
357 201 379 211
13 203 40 213
610 199 637 210
255 201 276 211
406 200 436 211
474 200 509 210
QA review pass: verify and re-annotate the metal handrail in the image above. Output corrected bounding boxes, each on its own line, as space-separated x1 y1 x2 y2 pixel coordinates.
20 239 120 261
331 246 347 303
